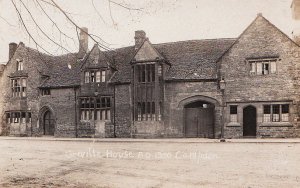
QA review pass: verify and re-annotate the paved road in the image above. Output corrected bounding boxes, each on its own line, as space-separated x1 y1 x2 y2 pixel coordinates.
0 138 299 187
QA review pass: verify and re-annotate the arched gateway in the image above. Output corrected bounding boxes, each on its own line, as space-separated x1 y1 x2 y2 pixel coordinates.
179 96 218 138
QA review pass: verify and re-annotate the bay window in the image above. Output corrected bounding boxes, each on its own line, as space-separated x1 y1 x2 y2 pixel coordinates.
133 63 163 121
11 78 27 97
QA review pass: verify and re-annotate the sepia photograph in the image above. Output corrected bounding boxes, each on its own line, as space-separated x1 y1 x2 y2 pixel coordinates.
0 0 300 187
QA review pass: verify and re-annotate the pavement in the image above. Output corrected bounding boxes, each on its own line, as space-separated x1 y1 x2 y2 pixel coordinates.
1 136 300 143
1 137 300 187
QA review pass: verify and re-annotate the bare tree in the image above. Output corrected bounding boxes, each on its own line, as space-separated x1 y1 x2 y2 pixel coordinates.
9 0 146 56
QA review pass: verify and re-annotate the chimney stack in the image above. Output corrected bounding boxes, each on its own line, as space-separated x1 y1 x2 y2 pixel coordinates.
9 42 17 60
134 30 147 50
78 27 88 59
292 0 300 44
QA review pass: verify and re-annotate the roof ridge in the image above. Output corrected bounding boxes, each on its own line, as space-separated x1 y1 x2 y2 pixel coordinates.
153 38 237 46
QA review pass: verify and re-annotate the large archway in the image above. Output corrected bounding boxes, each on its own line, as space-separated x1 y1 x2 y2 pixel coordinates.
184 100 215 138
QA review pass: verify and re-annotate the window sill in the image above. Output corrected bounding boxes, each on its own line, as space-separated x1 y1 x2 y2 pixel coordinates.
11 97 27 99
249 73 277 77
226 122 241 127
80 119 111 122
260 122 293 127
134 120 163 123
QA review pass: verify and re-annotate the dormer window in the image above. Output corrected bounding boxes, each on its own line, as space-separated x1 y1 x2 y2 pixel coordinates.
84 70 106 83
248 58 277 75
16 59 23 71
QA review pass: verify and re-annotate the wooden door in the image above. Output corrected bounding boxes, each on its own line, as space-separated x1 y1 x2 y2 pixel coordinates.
185 107 214 138
243 106 257 137
185 108 199 138
198 108 214 138
44 111 55 136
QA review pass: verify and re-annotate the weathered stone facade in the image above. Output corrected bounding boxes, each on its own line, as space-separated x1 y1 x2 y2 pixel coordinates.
220 15 300 138
0 13 300 139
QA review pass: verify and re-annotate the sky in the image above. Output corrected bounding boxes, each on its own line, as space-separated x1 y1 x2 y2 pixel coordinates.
0 0 297 63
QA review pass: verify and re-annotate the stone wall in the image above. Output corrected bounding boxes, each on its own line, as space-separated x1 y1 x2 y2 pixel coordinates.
114 84 132 137
38 88 78 137
220 15 300 138
163 81 223 138
0 44 42 136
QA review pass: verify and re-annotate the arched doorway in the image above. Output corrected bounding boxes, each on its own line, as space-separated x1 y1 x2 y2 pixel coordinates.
184 101 214 138
43 110 55 136
243 106 257 137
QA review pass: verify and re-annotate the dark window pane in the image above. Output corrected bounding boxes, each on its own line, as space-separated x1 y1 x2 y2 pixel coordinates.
230 106 237 114
101 97 106 107
282 104 289 113
142 65 146 82
107 98 111 107
273 105 280 114
152 64 155 82
90 98 95 108
264 105 271 114
152 102 155 114
147 64 151 82
96 98 101 108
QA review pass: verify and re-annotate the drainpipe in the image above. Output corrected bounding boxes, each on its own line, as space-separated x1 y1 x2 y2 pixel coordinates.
113 85 116 138
220 79 226 142
74 87 78 138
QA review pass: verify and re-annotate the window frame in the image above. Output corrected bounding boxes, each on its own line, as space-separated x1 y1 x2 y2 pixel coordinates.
11 77 27 98
263 104 290 123
133 62 163 122
248 58 278 76
16 59 24 71
84 69 107 84
80 96 112 121
6 111 32 124
135 63 156 84
41 88 51 96
229 105 238 123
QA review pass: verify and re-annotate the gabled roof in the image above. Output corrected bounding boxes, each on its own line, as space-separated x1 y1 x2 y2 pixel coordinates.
5 44 82 88
80 44 116 70
216 14 300 64
132 39 165 63
109 38 236 83
11 14 297 87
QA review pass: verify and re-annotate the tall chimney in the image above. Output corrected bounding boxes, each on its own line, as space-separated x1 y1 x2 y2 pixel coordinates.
9 42 17 60
78 27 88 58
134 30 147 50
292 0 300 44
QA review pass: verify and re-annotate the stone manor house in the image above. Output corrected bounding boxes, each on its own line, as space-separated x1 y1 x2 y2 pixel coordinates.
1 2 300 138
